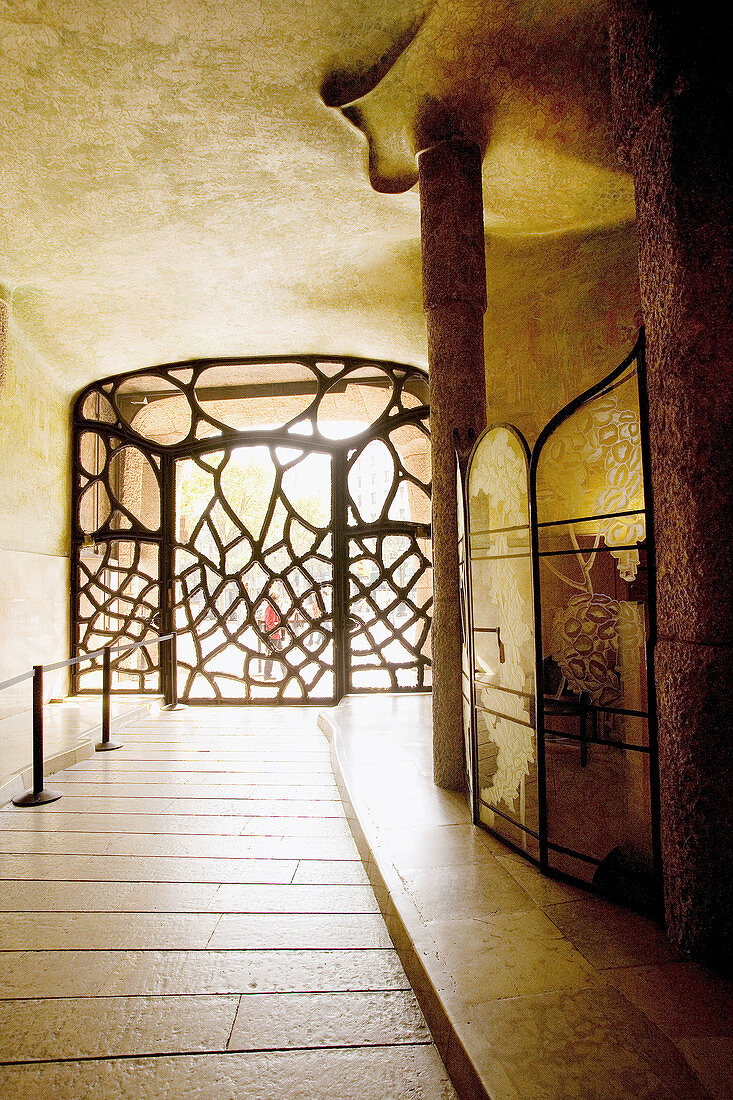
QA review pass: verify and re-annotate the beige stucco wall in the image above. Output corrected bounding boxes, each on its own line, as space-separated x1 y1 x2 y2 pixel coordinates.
0 322 70 717
483 223 642 446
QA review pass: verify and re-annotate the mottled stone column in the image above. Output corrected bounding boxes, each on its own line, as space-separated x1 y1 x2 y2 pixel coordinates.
610 0 733 967
418 140 487 790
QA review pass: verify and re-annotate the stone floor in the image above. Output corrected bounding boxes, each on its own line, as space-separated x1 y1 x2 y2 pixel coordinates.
0 706 456 1098
0 694 153 803
322 694 733 1100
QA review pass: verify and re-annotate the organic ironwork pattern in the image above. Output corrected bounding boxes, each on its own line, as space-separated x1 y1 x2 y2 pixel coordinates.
72 355 431 702
74 356 428 453
75 540 161 693
348 532 432 690
174 442 334 703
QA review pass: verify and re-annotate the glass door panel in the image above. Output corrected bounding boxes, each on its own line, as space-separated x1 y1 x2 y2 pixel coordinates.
533 356 658 907
467 426 538 858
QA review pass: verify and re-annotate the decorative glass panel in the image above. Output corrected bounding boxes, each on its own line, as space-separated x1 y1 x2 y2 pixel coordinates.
467 426 538 857
534 352 657 907
460 335 659 910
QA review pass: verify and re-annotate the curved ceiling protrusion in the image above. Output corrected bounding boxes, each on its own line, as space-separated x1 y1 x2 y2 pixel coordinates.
324 0 636 234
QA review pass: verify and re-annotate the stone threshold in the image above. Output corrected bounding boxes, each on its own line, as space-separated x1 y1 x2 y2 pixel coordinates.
319 698 498 1099
0 695 161 808
320 694 730 1100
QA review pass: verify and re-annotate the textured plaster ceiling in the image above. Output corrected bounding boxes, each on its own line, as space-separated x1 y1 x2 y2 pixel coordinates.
0 0 634 393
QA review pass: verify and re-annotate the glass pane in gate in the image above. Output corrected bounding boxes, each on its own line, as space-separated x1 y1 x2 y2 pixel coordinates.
75 539 162 693
346 421 432 691
348 532 432 690
174 442 334 702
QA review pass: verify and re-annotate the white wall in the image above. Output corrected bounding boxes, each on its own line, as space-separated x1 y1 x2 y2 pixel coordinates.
0 322 70 717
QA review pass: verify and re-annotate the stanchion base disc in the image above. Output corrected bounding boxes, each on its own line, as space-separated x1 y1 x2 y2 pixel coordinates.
95 740 123 752
161 703 187 712
13 788 63 807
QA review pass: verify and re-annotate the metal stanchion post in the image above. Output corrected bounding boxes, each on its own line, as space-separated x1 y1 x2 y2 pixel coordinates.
163 632 185 711
163 634 172 707
13 665 62 806
96 645 122 751
170 632 178 708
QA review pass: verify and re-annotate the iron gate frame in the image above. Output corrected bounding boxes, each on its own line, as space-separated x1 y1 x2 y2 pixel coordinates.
70 355 432 704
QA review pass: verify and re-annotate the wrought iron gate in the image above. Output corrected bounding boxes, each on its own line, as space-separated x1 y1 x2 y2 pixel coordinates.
71 356 431 703
173 436 335 703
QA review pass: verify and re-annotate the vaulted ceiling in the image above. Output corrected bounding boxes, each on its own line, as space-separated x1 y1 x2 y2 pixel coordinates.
0 0 634 393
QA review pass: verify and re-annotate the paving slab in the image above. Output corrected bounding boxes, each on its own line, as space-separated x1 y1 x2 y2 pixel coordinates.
0 994 239 1062
0 705 454 1099
228 989 430 1050
0 1046 456 1100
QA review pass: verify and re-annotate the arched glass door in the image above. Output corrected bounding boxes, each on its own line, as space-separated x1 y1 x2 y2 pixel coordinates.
463 426 538 858
532 339 660 907
461 333 661 910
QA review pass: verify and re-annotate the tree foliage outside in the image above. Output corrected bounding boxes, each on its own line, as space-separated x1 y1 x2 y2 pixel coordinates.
177 450 330 562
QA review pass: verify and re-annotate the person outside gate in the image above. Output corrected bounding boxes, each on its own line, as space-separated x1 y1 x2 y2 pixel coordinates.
263 597 284 680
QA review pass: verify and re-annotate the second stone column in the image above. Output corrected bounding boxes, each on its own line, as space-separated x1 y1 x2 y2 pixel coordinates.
419 139 487 790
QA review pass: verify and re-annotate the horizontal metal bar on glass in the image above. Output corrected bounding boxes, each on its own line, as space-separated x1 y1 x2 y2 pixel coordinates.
472 678 534 702
536 507 646 529
546 841 602 866
477 799 541 841
469 551 532 562
536 542 646 559
473 703 535 729
469 522 531 537
548 701 649 720
544 728 651 752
